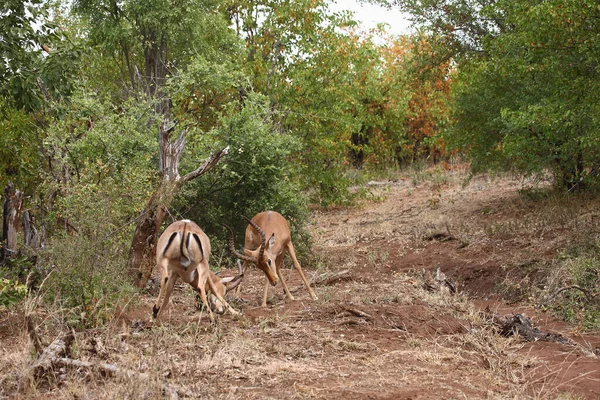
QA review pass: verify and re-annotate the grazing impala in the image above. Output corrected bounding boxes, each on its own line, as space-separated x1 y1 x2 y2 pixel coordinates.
227 211 318 307
152 220 243 322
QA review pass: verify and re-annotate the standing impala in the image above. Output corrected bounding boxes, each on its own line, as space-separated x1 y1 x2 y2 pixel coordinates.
153 220 243 322
227 211 318 307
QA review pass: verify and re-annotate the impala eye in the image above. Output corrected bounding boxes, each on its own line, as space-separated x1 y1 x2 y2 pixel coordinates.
267 259 272 267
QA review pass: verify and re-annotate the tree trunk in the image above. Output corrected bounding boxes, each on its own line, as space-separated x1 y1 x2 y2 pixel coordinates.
2 182 23 260
128 119 229 288
22 210 44 249
128 182 174 288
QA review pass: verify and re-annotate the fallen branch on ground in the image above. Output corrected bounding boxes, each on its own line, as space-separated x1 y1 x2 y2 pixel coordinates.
26 326 197 397
489 312 574 346
423 231 456 242
311 270 352 287
29 332 74 375
343 307 374 321
53 357 197 398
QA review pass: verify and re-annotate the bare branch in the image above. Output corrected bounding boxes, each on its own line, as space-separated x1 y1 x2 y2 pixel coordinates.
179 146 230 185
542 285 600 305
55 358 197 398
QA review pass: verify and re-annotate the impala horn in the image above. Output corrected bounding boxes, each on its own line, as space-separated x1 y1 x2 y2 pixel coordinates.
225 224 257 263
242 216 268 262
223 260 244 291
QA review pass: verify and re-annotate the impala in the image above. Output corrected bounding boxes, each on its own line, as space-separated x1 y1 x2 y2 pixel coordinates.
227 211 318 307
152 220 243 322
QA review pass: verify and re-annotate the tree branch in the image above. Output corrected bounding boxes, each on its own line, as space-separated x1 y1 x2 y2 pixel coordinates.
179 146 230 186
542 285 600 305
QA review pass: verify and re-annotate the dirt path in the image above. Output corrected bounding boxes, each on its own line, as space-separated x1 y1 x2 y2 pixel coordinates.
3 170 600 399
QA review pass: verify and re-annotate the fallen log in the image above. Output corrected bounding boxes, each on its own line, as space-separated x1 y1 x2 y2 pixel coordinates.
53 357 197 398
311 270 352 287
491 313 574 346
26 328 197 398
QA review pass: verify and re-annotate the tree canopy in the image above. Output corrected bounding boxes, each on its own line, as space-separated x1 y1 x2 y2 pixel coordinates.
4 0 598 320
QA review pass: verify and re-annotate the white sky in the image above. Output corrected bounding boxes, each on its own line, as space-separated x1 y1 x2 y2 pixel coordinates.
328 0 413 36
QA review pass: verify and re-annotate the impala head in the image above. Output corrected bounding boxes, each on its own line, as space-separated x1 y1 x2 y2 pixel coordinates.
226 222 278 286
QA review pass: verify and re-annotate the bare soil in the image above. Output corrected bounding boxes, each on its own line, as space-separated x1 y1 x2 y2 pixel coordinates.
3 169 600 399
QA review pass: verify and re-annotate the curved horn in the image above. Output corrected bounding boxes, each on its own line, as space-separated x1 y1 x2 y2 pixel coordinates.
242 216 267 262
224 224 256 263
222 260 245 291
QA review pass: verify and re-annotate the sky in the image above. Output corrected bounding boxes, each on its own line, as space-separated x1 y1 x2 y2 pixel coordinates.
328 0 413 36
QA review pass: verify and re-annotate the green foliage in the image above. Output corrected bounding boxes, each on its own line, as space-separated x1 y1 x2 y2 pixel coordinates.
547 251 600 331
177 94 309 259
36 90 156 327
43 231 137 328
41 89 157 193
74 0 243 101
0 278 27 309
418 0 600 190
0 0 51 109
1 1 83 109
0 98 40 191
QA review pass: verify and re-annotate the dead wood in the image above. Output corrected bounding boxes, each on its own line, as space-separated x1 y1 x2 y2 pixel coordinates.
2 181 23 259
423 231 456 242
54 357 198 398
312 270 352 287
492 313 574 345
343 307 374 321
22 210 45 249
29 331 74 376
423 267 457 294
27 327 197 398
25 314 43 356
334 318 365 326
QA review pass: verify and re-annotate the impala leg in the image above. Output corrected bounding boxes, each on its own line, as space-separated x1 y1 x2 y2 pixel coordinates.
287 242 318 300
276 254 295 301
191 272 215 324
262 278 270 308
153 266 177 319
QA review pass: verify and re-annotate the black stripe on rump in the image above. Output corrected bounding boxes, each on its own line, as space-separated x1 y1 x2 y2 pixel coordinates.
192 233 203 256
179 222 187 257
163 232 178 255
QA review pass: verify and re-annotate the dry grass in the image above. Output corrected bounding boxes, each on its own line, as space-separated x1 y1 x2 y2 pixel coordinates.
3 169 600 399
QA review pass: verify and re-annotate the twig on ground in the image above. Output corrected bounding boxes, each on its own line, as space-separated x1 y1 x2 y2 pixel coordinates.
26 325 198 398
311 270 352 287
54 357 198 398
423 231 456 242
343 307 374 321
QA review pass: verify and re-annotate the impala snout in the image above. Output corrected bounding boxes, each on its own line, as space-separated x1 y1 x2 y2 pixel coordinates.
213 300 226 315
261 265 278 286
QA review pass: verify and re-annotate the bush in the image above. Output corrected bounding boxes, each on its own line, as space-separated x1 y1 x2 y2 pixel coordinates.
544 248 600 330
33 91 156 327
0 278 27 309
177 94 311 265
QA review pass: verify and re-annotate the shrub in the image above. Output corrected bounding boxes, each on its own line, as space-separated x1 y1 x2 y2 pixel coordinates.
177 94 311 265
544 249 600 330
